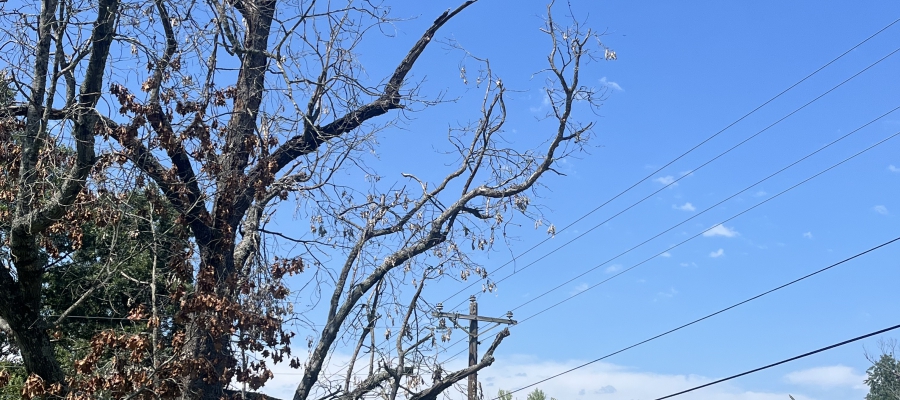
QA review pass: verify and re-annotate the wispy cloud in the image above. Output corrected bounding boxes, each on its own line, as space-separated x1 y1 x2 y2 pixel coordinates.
654 175 677 186
599 76 623 91
570 283 589 295
709 248 725 258
657 287 678 298
753 190 767 197
803 232 813 239
659 252 672 258
889 165 900 173
529 93 552 113
874 205 889 215
785 365 866 390
673 202 696 212
604 264 622 274
703 224 739 238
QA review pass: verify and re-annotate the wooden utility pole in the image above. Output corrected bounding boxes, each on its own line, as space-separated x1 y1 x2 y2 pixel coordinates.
468 296 478 400
433 296 516 400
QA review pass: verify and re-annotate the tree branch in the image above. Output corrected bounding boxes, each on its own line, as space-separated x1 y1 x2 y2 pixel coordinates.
240 1 479 222
409 329 509 400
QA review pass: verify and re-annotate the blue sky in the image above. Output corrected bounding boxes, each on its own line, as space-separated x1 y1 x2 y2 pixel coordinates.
258 1 900 399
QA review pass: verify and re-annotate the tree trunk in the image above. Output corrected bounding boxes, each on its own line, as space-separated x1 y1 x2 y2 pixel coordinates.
0 263 65 386
7 312 65 385
180 240 238 400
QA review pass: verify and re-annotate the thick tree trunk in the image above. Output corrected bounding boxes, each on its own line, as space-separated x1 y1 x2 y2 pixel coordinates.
181 317 236 400
0 262 65 387
178 1 276 397
6 310 66 385
180 240 238 400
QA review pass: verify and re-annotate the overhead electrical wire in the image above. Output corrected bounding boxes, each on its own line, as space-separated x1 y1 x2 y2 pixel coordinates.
488 237 900 398
509 107 899 315
435 124 900 365
652 322 900 399
440 16 900 309
517 127 900 324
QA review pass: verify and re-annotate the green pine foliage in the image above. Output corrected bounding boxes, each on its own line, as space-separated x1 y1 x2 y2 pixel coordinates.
0 187 188 397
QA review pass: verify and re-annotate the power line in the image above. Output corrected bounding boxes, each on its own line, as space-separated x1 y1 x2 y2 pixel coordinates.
653 322 900 399
510 107 899 315
517 126 900 324
435 124 900 366
440 17 900 309
492 235 900 398
50 315 147 321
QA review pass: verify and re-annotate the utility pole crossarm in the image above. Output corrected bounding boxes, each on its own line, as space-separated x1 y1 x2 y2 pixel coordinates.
431 312 517 326
431 302 517 326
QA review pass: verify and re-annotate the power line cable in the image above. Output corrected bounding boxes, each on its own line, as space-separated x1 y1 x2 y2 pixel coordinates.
653 322 900 399
507 106 899 315
518 127 900 324
435 124 900 365
491 235 900 398
440 17 900 308
447 44 900 312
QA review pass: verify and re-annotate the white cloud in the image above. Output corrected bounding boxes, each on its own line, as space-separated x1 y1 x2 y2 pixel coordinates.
889 165 900 173
252 351 355 400
604 264 623 274
657 287 678 298
529 93 552 113
600 76 623 91
803 232 813 239
709 248 725 258
462 356 815 400
874 205 889 215
784 365 866 390
659 252 672 258
655 175 677 186
753 190 767 197
703 224 739 238
673 202 696 212
571 283 589 295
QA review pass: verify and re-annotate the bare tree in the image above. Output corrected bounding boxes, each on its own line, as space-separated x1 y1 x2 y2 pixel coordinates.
0 0 610 398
